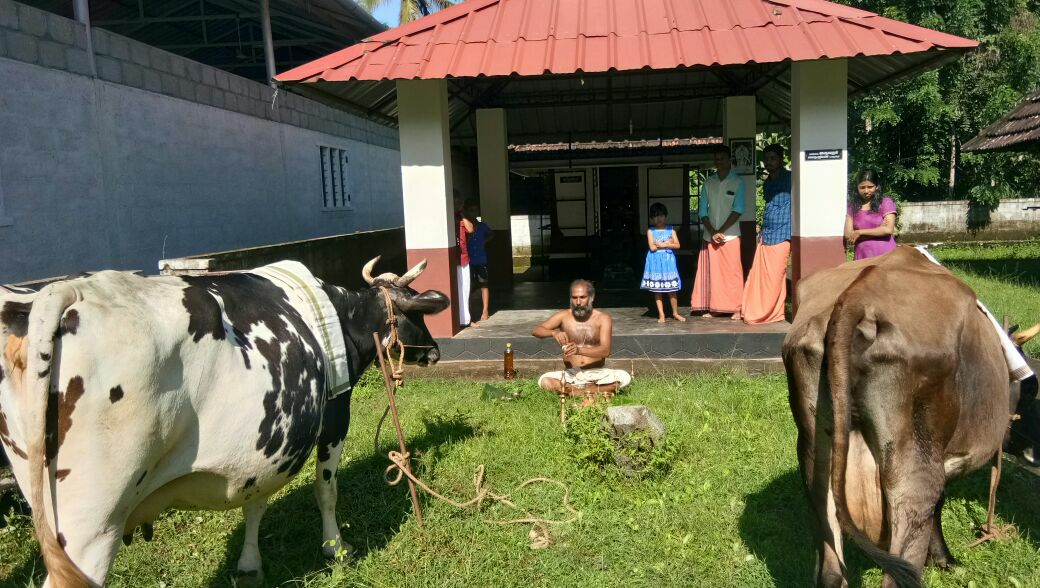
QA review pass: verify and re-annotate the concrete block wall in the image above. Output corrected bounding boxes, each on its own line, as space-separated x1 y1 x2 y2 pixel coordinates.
0 0 403 283
899 198 1040 242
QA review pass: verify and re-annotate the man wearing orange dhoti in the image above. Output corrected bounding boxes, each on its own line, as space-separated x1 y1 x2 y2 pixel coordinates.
691 146 745 317
740 144 792 324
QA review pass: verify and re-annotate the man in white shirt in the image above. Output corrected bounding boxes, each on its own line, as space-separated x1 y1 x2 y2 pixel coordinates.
691 145 745 317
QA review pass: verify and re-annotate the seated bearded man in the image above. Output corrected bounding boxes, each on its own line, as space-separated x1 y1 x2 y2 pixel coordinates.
532 279 632 394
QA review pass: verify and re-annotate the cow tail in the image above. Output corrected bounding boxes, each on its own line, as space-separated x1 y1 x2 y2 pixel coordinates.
825 287 921 588
25 284 92 588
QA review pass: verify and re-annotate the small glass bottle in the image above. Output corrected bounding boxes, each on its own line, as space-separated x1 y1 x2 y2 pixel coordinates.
504 342 515 380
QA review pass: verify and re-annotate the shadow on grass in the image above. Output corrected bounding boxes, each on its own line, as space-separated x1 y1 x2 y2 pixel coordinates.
204 413 479 587
945 457 1040 545
742 462 1040 588
1 490 43 588
943 258 1040 288
740 469 877 588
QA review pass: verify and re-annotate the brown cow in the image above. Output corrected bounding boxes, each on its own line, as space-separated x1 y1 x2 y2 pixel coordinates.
783 247 1037 588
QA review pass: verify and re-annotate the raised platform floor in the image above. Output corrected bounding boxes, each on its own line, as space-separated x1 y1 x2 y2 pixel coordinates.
436 307 789 362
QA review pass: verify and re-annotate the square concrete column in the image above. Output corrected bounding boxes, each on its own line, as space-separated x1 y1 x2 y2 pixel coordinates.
791 59 849 288
723 95 758 278
397 79 459 337
476 108 513 288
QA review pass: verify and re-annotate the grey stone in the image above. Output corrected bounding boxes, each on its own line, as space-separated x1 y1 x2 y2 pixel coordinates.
160 73 179 95
96 55 121 83
185 60 201 82
606 405 666 444
46 13 74 45
74 26 86 49
90 28 109 55
201 66 215 87
107 35 129 61
228 75 245 95
150 47 168 72
6 30 37 63
194 83 209 104
64 46 91 76
0 0 19 29
130 40 149 66
178 78 194 101
214 70 229 90
17 3 46 36
38 39 65 69
122 62 144 88
143 69 162 93
169 54 185 78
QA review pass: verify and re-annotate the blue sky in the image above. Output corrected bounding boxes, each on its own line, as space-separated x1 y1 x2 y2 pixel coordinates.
370 2 401 28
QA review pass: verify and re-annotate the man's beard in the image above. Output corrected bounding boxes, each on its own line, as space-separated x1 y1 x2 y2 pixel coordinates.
571 303 592 318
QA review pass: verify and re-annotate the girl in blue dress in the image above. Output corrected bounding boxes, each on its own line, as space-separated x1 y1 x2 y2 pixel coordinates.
640 203 686 323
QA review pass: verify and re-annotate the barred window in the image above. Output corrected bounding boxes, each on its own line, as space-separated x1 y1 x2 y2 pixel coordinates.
319 146 351 210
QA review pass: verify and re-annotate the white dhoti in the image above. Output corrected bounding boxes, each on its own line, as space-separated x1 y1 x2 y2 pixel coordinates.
538 367 632 390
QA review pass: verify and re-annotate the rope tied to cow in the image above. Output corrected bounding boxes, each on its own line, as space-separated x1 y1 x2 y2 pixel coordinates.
381 449 580 548
369 297 582 548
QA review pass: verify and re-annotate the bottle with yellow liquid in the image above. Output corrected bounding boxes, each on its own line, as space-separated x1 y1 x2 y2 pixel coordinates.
503 342 516 380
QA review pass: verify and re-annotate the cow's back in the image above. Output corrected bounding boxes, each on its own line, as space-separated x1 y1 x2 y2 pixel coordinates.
0 270 328 547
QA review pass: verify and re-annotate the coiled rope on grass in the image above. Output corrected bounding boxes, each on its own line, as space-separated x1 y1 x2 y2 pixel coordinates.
381 450 580 548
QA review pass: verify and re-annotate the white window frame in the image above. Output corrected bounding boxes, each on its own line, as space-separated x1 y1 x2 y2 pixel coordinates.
319 145 352 211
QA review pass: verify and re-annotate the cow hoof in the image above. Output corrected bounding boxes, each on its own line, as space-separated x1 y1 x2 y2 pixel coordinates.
927 552 959 570
142 522 153 542
122 534 133 546
235 568 265 588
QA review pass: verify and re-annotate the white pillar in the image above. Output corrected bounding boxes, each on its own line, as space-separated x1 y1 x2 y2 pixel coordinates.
723 95 757 276
791 59 849 286
397 79 458 337
476 108 513 286
73 0 97 77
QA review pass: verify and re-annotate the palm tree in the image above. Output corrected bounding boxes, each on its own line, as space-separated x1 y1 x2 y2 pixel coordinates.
359 0 456 25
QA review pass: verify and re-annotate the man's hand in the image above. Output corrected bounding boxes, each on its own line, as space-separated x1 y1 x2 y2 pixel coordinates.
712 232 726 244
562 343 578 357
553 331 570 346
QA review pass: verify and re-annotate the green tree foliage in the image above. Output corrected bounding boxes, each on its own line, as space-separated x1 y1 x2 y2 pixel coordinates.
839 0 1040 204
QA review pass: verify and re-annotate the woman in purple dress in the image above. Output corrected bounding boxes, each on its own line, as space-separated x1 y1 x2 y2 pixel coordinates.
845 169 897 260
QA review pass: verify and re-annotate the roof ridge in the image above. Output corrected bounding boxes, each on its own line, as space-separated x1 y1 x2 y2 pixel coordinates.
276 0 980 84
766 0 976 47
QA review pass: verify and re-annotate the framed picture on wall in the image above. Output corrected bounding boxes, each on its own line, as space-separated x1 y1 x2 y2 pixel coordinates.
730 138 755 176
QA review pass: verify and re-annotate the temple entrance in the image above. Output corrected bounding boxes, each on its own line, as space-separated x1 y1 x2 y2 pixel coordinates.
597 166 641 285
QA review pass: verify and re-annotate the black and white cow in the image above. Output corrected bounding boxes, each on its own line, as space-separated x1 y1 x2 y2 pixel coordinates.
0 257 447 587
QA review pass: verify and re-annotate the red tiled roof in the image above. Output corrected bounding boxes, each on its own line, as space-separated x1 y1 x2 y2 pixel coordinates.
277 0 977 83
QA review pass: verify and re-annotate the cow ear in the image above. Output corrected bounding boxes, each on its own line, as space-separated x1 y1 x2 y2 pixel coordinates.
397 290 450 315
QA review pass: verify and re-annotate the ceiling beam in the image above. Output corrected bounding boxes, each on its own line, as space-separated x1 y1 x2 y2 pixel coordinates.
159 37 326 50
96 13 255 26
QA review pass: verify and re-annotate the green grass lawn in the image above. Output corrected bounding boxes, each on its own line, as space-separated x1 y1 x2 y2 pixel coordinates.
4 372 1040 588
931 240 1040 358
2 241 1038 587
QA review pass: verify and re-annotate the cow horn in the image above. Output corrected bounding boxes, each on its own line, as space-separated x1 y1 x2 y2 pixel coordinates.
1013 323 1040 347
395 259 427 287
362 256 381 286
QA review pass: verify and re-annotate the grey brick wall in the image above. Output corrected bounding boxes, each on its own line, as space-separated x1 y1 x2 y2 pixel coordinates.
0 0 405 283
0 0 400 150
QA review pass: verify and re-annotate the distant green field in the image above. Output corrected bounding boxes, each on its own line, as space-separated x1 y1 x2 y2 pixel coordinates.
3 371 1039 587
